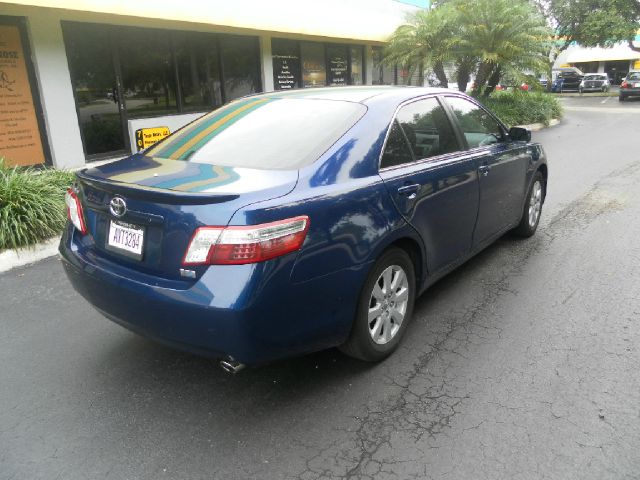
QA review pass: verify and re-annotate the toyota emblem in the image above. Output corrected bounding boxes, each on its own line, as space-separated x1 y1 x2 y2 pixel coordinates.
109 196 127 218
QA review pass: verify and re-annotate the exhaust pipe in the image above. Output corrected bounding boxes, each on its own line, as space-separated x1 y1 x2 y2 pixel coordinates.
219 356 245 374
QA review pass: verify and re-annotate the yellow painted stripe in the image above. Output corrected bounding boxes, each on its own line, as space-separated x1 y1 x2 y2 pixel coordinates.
169 98 269 160
146 113 213 156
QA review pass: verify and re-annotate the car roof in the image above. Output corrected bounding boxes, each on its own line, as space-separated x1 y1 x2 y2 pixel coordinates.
249 86 454 105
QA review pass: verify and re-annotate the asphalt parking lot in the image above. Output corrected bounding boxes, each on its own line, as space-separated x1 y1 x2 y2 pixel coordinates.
1 95 640 480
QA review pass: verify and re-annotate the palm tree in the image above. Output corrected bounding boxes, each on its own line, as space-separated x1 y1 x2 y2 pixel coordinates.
385 0 552 97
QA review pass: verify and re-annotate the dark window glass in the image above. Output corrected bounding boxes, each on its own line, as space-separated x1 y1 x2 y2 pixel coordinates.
62 22 126 156
118 27 178 118
380 120 414 169
445 96 504 149
146 98 366 169
174 32 222 112
372 46 395 85
350 46 364 85
396 98 459 159
327 45 349 86
272 38 301 90
301 42 326 87
220 35 261 101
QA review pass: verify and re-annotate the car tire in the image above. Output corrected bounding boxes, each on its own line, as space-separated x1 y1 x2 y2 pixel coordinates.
339 247 416 362
512 171 545 238
619 95 625 102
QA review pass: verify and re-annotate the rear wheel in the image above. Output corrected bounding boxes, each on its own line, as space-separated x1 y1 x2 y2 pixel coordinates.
512 171 544 238
340 247 415 362
619 95 626 102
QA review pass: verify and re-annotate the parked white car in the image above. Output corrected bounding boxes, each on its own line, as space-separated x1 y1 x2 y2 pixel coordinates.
579 74 610 93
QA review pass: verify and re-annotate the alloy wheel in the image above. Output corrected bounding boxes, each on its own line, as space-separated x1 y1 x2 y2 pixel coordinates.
528 180 543 228
368 265 409 345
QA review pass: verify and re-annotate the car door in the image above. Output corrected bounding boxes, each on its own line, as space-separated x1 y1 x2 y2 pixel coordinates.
378 96 480 274
443 95 530 246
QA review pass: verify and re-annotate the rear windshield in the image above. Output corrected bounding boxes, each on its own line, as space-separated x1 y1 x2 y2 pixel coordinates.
628 73 640 81
584 75 605 80
145 98 366 170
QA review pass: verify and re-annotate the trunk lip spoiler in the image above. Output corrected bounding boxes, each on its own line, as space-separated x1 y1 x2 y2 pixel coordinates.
76 170 241 206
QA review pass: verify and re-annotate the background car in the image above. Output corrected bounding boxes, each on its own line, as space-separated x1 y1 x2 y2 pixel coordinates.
579 73 610 93
59 86 548 370
551 70 583 92
619 71 640 101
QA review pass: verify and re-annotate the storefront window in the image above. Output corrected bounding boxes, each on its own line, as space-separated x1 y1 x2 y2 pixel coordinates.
372 46 396 85
63 22 261 159
62 23 126 156
350 46 364 85
174 32 222 112
272 38 301 90
327 45 348 86
301 42 326 87
118 27 178 118
220 35 262 101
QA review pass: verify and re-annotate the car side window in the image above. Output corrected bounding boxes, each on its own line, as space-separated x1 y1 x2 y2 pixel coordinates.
395 97 460 160
380 120 414 169
445 96 505 149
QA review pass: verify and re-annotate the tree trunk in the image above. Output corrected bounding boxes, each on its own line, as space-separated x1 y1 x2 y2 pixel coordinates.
455 57 474 92
433 60 448 88
483 64 503 98
472 61 492 97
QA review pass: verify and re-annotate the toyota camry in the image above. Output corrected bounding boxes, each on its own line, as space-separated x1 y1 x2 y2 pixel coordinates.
60 86 548 371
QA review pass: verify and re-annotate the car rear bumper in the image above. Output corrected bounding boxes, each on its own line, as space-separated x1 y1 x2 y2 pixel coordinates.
620 88 640 96
59 226 370 365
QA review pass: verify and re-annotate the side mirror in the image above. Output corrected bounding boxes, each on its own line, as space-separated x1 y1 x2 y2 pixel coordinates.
508 127 531 142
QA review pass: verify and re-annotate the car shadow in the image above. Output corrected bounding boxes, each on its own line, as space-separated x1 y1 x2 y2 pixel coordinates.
87 234 522 425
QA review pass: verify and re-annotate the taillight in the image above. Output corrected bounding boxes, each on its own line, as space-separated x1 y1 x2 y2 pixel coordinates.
65 188 87 235
183 216 309 266
621 81 629 89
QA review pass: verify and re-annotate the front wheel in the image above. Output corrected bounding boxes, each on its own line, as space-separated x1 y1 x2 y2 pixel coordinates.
512 172 545 238
339 247 415 362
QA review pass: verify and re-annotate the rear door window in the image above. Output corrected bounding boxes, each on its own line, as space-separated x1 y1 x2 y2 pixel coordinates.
145 98 366 170
444 96 505 149
395 97 460 159
380 120 415 169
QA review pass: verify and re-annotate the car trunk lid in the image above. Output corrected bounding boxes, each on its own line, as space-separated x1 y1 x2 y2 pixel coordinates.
74 155 298 280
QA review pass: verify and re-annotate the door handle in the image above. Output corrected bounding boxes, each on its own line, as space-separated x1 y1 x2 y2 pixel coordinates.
478 165 491 176
397 184 420 199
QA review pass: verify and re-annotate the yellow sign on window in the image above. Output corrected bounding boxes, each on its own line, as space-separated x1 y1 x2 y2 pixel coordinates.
634 60 640 70
135 126 170 151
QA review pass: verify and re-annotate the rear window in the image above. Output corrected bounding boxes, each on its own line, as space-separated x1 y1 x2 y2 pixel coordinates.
628 73 640 81
145 97 366 170
584 75 605 80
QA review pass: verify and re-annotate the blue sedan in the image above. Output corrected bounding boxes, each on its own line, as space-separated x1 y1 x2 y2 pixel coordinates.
60 86 548 371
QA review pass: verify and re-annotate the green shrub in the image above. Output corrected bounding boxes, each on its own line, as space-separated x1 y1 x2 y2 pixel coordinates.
0 159 76 251
480 90 563 127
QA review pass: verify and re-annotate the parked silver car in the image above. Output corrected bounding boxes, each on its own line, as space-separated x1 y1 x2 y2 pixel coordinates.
579 74 610 93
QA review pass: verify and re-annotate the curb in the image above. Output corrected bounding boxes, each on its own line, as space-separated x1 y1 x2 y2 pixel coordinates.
0 237 61 274
517 118 560 131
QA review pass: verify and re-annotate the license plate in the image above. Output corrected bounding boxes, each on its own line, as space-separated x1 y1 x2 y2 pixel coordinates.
106 220 144 259
634 83 640 88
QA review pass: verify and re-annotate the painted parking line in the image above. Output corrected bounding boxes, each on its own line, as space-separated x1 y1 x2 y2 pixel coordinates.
564 106 640 114
601 97 610 104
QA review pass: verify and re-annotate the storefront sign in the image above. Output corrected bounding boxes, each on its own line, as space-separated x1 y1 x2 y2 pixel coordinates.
0 24 45 166
273 54 300 90
328 56 348 86
135 126 170 151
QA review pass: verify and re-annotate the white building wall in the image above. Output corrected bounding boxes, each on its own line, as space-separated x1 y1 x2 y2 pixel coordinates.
25 12 85 168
